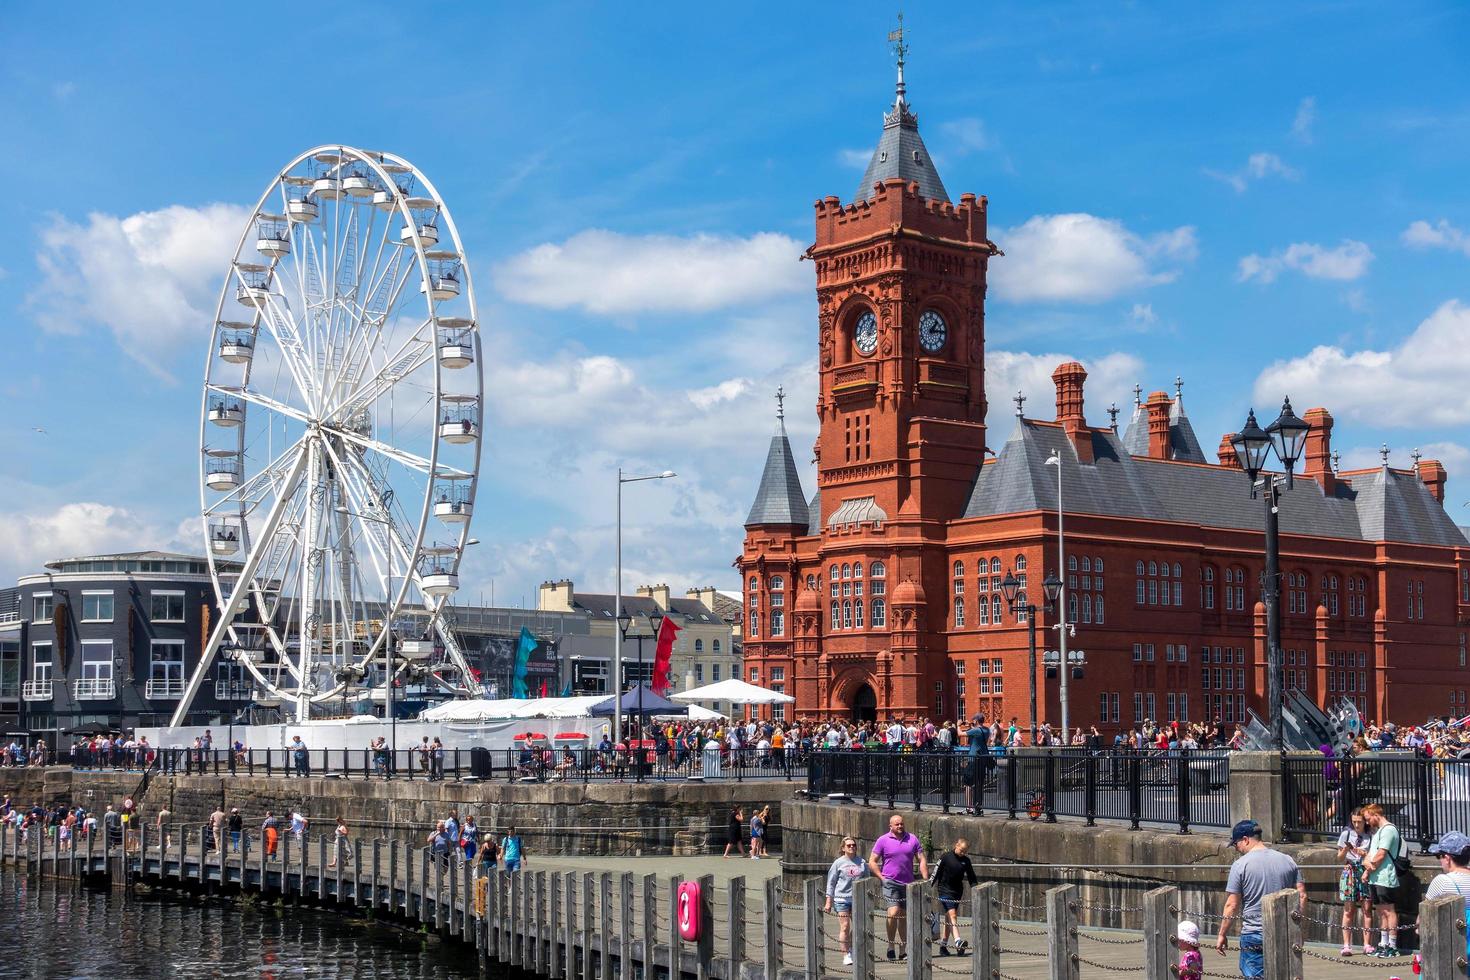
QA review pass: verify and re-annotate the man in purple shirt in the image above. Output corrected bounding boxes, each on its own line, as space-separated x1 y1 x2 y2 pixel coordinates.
868 813 929 961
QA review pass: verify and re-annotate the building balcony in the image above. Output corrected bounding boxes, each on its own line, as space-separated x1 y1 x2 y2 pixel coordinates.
73 678 115 700
145 678 186 700
21 680 52 701
215 682 254 700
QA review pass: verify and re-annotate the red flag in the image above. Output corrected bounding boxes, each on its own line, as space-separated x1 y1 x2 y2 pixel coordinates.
539 679 549 697
652 615 681 696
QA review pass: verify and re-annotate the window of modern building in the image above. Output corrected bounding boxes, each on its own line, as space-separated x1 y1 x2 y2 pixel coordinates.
81 591 114 622
150 591 185 623
149 640 185 698
33 593 54 621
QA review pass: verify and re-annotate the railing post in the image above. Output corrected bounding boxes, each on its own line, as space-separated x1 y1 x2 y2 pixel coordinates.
563 871 577 980
853 877 877 980
581 871 595 980
1128 754 1143 830
905 880 931 980
620 871 635 979
696 872 714 980
911 753 923 811
728 874 746 967
1419 894 1463 980
1046 884 1079 980
1415 757 1434 852
887 753 897 810
763 874 782 980
973 880 997 980
1261 888 1302 980
667 874 684 979
1143 886 1178 980
941 752 953 813
862 751 872 806
1084 751 1098 827
1176 751 1193 834
804 875 826 979
600 871 614 980
1043 751 1058 823
1006 751 1019 819
548 871 563 979
642 873 659 980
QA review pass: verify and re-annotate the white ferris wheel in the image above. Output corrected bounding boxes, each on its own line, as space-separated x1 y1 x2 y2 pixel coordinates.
169 145 484 726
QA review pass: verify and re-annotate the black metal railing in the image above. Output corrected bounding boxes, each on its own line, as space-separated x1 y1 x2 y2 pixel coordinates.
70 744 809 784
1282 752 1470 852
807 748 1231 832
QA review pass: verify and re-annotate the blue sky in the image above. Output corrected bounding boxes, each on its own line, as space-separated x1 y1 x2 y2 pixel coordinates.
1 1 1468 603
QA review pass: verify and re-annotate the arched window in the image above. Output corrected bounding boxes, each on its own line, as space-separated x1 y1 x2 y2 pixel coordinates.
1136 560 1145 575
842 600 853 629
853 563 863 578
1148 561 1158 576
805 574 816 590
830 601 840 628
953 597 965 627
871 561 886 578
770 576 783 591
694 639 704 652
978 594 990 625
855 598 864 628
953 562 965 595
830 575 839 598
1173 563 1182 578
1081 556 1091 572
871 598 886 627
990 557 1001 574
1081 593 1092 624
1068 555 1078 571
1095 595 1105 624
1015 554 1028 571
841 563 851 579
992 594 1004 624
953 560 965 577
713 640 721 653
1016 591 1029 623
748 576 757 591
1201 565 1217 610
829 564 839 582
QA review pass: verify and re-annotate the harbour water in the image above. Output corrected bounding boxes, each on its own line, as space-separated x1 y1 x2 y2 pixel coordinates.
0 869 485 979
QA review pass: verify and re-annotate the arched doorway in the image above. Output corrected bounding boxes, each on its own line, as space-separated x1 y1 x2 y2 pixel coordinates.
851 684 877 724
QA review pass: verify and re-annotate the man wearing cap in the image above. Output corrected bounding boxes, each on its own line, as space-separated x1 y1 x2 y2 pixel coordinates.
1426 831 1470 912
1216 820 1305 979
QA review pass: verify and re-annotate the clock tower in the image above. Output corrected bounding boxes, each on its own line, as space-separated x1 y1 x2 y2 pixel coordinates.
809 46 999 524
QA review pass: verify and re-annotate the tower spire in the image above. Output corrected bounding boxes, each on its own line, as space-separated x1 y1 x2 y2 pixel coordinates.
888 12 909 107
854 13 947 202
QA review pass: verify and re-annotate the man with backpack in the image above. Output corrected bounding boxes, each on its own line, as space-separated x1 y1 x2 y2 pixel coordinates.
1361 804 1407 958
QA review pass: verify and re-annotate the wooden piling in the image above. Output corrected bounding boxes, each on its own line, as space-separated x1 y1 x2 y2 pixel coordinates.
1419 894 1463 980
1046 884 1079 980
853 877 877 980
973 881 997 980
905 880 930 980
763 875 780 980
668 875 684 980
805 876 826 980
600 872 614 980
620 871 634 979
581 871 596 980
727 875 746 967
1142 886 1177 980
1261 889 1301 980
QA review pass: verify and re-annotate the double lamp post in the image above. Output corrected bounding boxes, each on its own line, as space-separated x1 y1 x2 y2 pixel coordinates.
999 568 1062 746
617 607 665 747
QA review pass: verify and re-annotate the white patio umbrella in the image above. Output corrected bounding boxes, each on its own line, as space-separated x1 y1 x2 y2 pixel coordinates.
670 678 795 705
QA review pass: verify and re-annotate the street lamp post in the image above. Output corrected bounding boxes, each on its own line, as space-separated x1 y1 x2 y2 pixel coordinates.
1230 398 1310 753
220 645 240 773
1001 570 1063 745
1045 451 1070 742
613 468 676 745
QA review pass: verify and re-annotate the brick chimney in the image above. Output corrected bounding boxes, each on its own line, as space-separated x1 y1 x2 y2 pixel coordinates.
1218 434 1242 468
1051 361 1093 463
1145 391 1172 459
1418 458 1447 503
1301 408 1336 494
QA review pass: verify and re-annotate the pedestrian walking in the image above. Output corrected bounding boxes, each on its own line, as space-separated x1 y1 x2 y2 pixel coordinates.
290 736 310 778
824 835 871 966
462 815 479 862
328 817 351 869
208 806 226 853
722 807 744 858
749 806 769 859
933 839 978 956
1176 921 1203 980
502 827 523 872
262 811 280 859
477 832 500 873
228 808 243 853
868 813 928 962
1361 804 1405 958
290 809 309 844
428 821 451 869
1215 820 1305 979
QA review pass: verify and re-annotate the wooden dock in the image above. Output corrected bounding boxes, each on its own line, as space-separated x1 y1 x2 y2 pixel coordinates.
1 823 1461 980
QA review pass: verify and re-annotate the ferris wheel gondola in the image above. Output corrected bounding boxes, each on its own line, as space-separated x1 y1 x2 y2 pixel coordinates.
169 144 486 726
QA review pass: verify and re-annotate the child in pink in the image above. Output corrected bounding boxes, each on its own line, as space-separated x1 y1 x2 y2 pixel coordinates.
1177 921 1202 980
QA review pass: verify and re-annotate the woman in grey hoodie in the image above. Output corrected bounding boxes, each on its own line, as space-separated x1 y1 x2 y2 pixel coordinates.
824 836 871 966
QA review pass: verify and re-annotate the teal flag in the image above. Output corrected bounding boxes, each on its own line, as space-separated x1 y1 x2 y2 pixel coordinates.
512 627 536 698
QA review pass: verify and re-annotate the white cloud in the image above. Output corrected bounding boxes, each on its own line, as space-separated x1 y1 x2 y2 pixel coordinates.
1129 303 1157 326
30 203 249 379
0 502 185 586
52 81 77 101
491 229 806 315
1291 97 1317 144
837 148 871 169
1402 218 1470 257
938 117 989 156
1253 299 1470 426
1204 152 1299 193
989 214 1197 304
985 350 1145 432
1237 240 1373 284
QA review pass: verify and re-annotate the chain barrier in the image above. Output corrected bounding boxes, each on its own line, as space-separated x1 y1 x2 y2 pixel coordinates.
996 972 1025 980
1072 953 1147 973
999 923 1048 937
1078 902 1144 915
1199 970 1251 980
998 899 1046 913
1299 945 1417 969
1079 930 1146 946
933 958 978 975
998 947 1047 957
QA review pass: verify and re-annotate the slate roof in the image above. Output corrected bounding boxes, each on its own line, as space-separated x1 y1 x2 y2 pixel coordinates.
807 490 823 537
1120 395 1207 463
964 419 1469 548
745 422 810 528
570 593 727 628
855 81 948 203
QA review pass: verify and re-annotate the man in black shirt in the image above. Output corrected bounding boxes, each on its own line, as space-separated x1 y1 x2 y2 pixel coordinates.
934 839 979 956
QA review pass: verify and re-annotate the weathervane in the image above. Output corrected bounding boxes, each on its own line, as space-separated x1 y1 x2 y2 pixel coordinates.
1174 376 1184 399
1411 447 1422 468
1331 450 1340 474
775 385 786 423
1380 443 1390 467
888 11 908 102
1014 390 1026 417
1133 383 1142 406
1107 402 1119 430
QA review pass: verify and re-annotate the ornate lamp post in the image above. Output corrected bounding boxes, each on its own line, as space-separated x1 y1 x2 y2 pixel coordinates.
1001 570 1063 744
613 469 676 744
1230 398 1310 752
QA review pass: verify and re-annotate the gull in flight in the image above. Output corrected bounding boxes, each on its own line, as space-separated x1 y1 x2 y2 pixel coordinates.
32 427 46 435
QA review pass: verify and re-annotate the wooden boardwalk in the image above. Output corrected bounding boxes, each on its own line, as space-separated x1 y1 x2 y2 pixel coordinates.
0 824 1450 980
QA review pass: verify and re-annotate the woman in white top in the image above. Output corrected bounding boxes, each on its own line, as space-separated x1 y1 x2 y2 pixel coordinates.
1336 808 1374 955
1426 831 1470 910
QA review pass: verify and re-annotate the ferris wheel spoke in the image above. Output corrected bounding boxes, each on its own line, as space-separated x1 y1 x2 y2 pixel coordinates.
208 383 314 430
325 318 436 421
202 436 309 517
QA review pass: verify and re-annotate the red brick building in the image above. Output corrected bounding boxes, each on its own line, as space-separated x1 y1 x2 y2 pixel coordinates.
738 65 1470 732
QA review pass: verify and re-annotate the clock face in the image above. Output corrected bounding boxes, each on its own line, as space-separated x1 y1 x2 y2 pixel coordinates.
919 310 947 352
853 311 878 355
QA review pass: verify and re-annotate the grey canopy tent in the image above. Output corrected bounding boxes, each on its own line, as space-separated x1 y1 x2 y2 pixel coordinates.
589 684 688 718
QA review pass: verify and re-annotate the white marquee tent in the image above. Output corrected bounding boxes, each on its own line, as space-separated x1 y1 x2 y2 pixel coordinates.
671 679 795 705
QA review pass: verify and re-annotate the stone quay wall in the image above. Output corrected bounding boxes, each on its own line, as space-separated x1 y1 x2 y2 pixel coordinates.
0 767 796 857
